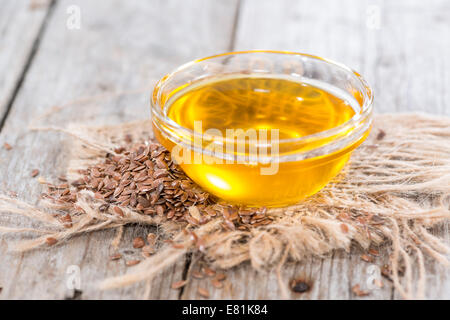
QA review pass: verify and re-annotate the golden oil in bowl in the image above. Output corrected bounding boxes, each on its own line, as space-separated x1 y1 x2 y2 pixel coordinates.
151 51 373 207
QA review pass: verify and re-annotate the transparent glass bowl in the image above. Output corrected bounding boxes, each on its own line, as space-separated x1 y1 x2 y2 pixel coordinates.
151 50 373 207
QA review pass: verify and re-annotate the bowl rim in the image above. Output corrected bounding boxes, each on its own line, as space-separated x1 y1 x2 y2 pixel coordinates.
151 50 373 155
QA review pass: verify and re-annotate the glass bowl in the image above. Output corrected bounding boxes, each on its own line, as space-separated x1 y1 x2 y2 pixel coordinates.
151 50 373 207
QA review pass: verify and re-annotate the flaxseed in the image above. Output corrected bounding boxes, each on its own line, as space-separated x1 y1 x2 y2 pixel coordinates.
126 259 140 267
147 233 157 246
376 129 386 140
171 280 188 290
142 245 155 256
203 267 216 277
45 237 57 246
45 141 273 232
211 279 223 289
351 284 369 297
110 253 122 260
214 273 227 281
197 287 210 298
3 142 12 151
132 237 145 249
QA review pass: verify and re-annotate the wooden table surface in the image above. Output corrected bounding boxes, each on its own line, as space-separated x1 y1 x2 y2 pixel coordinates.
0 0 449 300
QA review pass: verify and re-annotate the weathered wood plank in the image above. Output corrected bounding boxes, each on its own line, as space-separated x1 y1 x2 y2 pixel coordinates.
0 0 52 120
181 0 450 299
234 0 450 115
0 0 239 299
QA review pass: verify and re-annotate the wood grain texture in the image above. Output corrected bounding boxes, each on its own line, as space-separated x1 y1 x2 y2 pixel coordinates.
183 0 450 300
0 0 239 299
234 0 450 115
0 0 52 120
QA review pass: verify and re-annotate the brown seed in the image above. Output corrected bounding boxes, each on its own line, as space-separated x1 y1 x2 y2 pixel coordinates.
132 237 145 249
167 209 175 219
215 273 227 281
40 141 223 253
31 169 40 177
171 280 188 290
137 196 150 208
147 233 157 245
223 219 235 231
133 165 146 172
99 203 110 212
211 279 223 289
180 193 189 203
110 253 122 260
8 191 18 198
180 180 191 190
105 181 118 190
171 242 184 249
143 208 155 215
188 206 202 221
113 185 124 198
155 158 167 169
192 271 204 279
126 259 140 267
368 248 380 256
94 192 104 200
142 245 155 256
124 134 133 143
374 279 384 288
238 209 255 216
222 207 231 220
3 142 12 150
340 223 349 233
376 129 386 140
60 214 72 228
197 287 210 298
46 237 58 246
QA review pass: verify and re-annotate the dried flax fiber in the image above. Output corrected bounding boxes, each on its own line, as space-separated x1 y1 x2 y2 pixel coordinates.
0 112 449 300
